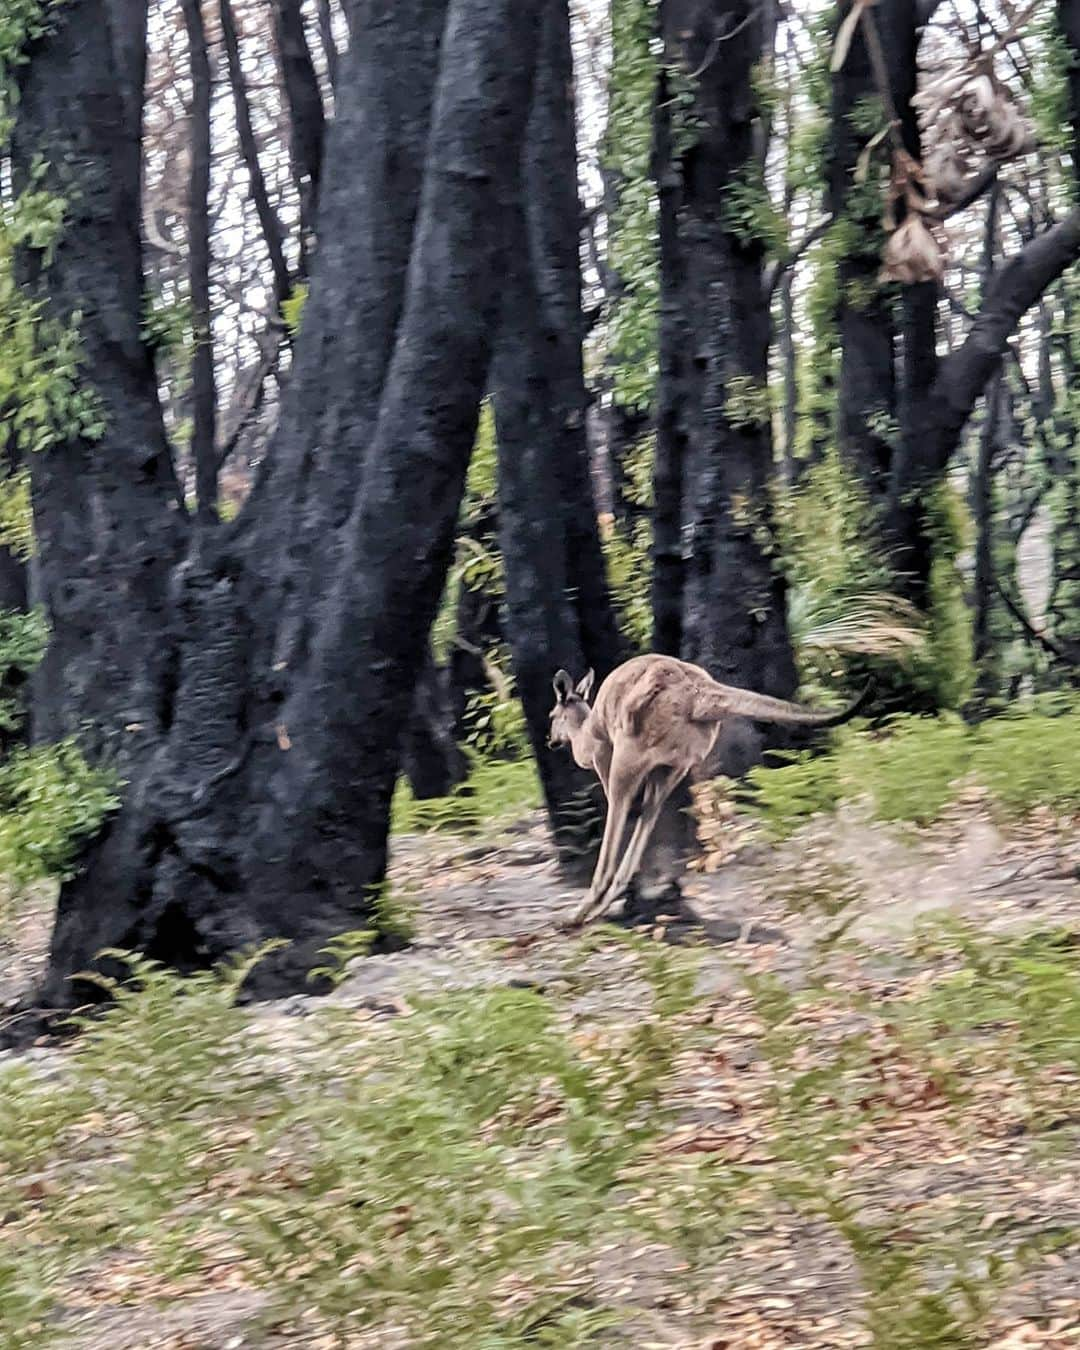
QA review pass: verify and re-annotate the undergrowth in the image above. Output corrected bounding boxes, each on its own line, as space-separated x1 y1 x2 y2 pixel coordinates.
1 917 1076 1347
392 752 541 836
744 696 1080 836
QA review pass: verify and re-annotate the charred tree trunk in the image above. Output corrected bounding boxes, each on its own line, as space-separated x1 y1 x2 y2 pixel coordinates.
16 0 546 1024
826 1 902 501
401 649 468 800
659 0 796 718
180 0 217 522
270 0 326 258
650 56 686 658
492 0 622 868
317 0 339 91
13 0 185 764
887 210 1080 585
220 0 292 315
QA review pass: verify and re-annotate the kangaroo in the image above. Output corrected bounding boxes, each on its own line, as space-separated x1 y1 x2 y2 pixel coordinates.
548 654 872 927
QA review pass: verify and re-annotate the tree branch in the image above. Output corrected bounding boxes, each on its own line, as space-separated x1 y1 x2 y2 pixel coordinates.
271 0 326 256
996 581 1080 666
180 0 217 522
765 213 832 300
220 0 293 319
892 208 1080 497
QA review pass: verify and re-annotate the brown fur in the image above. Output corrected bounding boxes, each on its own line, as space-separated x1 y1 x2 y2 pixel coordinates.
549 654 870 926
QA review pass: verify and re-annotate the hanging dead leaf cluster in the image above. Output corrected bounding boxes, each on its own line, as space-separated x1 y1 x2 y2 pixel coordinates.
916 61 1034 207
831 0 1037 286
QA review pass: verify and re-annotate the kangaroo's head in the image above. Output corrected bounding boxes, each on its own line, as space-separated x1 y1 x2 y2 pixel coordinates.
548 668 595 749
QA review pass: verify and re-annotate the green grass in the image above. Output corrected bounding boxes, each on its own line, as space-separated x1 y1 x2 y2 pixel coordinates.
1 920 1077 1347
744 697 1080 837
0 940 718 1347
392 753 541 836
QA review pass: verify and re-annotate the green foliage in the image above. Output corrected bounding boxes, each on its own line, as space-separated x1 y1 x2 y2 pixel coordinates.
1029 7 1074 164
392 753 541 837
0 230 105 459
141 292 193 360
601 510 652 651
741 920 1078 1350
776 455 973 711
902 924 1080 1089
723 161 788 255
744 696 1080 837
0 466 33 559
723 374 771 429
0 0 59 125
0 940 702 1346
919 483 976 711
280 283 308 337
432 401 502 663
463 654 529 758
0 737 120 885
600 435 653 650
0 606 46 732
603 0 660 411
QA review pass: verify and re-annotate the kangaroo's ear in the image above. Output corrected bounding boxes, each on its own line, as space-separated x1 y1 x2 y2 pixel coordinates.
552 670 573 704
575 668 595 702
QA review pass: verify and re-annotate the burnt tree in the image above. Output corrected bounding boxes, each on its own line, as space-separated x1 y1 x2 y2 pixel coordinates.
652 0 797 729
10 0 567 1027
491 0 623 866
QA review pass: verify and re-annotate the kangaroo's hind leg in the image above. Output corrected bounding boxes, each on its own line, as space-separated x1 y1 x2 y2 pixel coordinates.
569 746 650 928
588 764 689 921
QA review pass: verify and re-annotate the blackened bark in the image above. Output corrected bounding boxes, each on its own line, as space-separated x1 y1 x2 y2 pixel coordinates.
180 0 217 522
779 267 798 480
887 210 1080 585
13 0 184 765
220 0 292 313
1059 0 1080 175
972 370 1001 692
401 649 468 800
270 0 326 254
242 0 449 698
16 0 546 1022
972 185 1000 695
239 0 546 986
826 0 920 499
317 0 338 90
650 59 686 657
660 0 796 713
492 0 621 867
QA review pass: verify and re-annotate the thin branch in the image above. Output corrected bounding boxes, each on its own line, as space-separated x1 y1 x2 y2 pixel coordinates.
179 0 217 523
219 0 293 320
765 214 833 300
996 581 1080 666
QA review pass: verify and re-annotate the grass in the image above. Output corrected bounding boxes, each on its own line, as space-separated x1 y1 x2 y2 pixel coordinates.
742 696 1080 837
1 914 1078 1347
391 753 542 836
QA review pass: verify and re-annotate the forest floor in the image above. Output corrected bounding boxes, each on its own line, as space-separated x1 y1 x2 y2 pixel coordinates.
1 791 1079 1349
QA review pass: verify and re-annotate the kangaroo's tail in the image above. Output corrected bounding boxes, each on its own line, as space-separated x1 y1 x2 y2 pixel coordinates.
690 679 874 728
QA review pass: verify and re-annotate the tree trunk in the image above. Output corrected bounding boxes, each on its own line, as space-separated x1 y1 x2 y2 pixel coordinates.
270 0 326 259
401 649 468 800
19 0 546 1022
220 0 292 314
492 0 622 868
826 0 902 501
13 0 185 766
660 0 796 715
650 55 686 658
180 0 217 522
887 209 1080 584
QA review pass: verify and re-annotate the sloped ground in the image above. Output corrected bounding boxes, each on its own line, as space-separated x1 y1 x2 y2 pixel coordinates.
1 800 1078 1348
